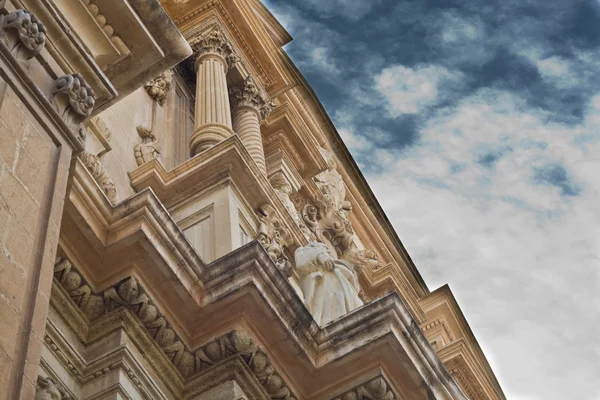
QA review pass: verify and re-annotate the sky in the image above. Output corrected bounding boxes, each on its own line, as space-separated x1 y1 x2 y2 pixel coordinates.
263 0 600 398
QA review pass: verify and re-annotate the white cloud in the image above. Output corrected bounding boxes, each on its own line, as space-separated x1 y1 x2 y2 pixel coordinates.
362 88 600 399
536 56 579 88
374 64 462 116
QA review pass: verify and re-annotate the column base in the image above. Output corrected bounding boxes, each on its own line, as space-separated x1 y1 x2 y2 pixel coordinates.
189 123 235 156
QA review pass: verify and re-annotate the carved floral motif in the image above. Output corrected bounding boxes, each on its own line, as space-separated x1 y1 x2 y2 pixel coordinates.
0 9 47 59
52 257 296 399
333 377 396 400
78 151 117 203
190 26 240 69
144 71 173 106
229 75 275 120
134 126 161 166
50 74 96 131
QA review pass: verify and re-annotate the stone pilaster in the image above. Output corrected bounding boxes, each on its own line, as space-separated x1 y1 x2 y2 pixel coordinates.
189 27 239 156
229 76 274 175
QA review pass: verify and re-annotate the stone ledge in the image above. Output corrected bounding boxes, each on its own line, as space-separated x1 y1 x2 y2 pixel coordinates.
58 160 466 399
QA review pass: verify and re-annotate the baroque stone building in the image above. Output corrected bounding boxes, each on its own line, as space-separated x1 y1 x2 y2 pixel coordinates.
0 0 506 399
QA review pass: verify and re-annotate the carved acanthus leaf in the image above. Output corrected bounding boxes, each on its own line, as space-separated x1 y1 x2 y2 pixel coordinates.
257 204 294 277
79 151 117 202
134 126 160 166
333 377 396 400
229 76 275 120
52 257 296 398
144 71 173 106
190 26 240 69
0 9 47 60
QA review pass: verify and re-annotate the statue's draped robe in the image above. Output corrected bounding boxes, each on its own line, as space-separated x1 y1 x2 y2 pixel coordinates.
295 242 363 326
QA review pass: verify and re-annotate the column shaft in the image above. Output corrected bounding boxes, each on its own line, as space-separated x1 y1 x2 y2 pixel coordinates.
233 106 266 174
188 27 239 157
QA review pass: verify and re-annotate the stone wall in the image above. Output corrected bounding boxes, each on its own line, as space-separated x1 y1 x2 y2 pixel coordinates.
0 83 72 398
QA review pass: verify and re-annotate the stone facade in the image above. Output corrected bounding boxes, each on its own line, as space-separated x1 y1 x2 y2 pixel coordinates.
0 0 505 399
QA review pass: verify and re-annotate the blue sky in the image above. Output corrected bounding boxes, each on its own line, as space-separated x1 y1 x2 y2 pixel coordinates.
263 0 600 398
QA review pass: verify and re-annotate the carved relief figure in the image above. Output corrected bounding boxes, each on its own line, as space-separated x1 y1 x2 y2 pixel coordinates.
257 204 293 277
135 126 161 166
295 241 363 326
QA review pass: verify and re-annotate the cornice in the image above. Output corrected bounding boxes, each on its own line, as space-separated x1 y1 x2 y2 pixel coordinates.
58 163 466 399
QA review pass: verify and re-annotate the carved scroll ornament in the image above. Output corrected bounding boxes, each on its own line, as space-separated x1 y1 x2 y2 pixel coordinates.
35 376 71 400
0 9 47 60
50 73 96 132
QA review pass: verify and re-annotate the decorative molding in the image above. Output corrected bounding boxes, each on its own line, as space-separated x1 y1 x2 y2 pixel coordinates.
42 332 152 399
190 26 240 70
332 376 396 400
144 71 174 106
50 74 96 131
257 203 294 277
263 131 307 172
178 1 271 86
422 317 455 343
135 126 161 166
82 1 129 60
229 75 275 120
78 151 117 203
52 257 297 399
0 9 47 60
84 116 112 157
450 368 481 400
35 376 72 400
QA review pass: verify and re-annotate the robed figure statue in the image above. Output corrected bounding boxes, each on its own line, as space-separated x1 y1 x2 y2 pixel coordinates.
295 242 363 326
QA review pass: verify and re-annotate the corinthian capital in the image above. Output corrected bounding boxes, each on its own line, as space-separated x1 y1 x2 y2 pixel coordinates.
229 76 275 120
190 26 240 69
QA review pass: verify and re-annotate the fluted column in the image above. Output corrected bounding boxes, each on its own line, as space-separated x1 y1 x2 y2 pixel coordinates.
229 76 274 175
189 27 239 156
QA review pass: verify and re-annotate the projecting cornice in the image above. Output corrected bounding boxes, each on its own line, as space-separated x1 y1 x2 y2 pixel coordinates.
58 156 466 400
161 0 298 96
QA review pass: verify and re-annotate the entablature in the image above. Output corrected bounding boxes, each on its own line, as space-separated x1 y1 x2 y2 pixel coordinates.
57 156 466 399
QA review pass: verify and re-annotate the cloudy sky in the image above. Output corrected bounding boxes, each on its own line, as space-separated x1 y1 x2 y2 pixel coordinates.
263 0 600 398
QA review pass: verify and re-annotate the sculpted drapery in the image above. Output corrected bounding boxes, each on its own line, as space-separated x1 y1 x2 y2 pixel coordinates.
295 242 363 326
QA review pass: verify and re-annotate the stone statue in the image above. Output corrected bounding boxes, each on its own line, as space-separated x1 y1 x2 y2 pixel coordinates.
295 241 363 326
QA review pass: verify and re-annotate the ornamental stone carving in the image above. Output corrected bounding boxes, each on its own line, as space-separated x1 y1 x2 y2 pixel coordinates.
50 73 96 130
190 26 240 70
294 242 363 326
257 204 294 277
52 257 296 399
135 126 161 166
333 377 396 400
35 376 71 400
79 151 117 203
229 76 275 121
144 71 173 106
270 172 306 233
0 9 47 60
